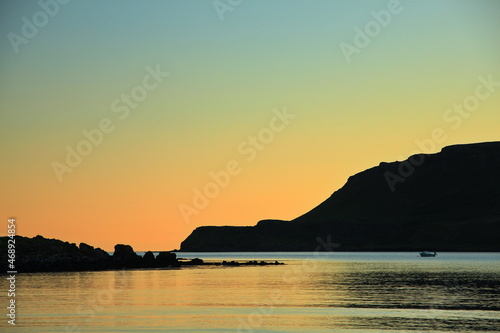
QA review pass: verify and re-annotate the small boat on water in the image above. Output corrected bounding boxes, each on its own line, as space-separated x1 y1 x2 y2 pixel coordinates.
419 251 437 257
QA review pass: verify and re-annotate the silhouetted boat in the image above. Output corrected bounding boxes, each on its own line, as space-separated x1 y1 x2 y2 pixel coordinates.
419 251 437 257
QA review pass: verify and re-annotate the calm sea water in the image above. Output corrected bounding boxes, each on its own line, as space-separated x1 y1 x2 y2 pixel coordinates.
3 252 500 332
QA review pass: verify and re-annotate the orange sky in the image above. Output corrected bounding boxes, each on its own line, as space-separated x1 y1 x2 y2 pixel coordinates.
1 1 500 251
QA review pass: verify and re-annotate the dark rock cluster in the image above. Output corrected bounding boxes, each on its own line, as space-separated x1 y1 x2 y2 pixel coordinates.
221 260 284 266
0 235 285 273
0 235 180 273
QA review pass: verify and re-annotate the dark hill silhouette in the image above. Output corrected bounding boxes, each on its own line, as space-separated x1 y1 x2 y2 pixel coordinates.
180 142 500 251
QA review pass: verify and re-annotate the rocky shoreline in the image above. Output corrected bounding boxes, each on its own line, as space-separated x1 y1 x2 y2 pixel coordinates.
0 235 284 273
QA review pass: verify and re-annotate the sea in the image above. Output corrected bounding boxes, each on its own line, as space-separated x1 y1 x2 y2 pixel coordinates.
4 252 500 332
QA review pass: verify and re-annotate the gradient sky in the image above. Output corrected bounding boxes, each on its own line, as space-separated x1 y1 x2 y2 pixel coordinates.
1 0 500 251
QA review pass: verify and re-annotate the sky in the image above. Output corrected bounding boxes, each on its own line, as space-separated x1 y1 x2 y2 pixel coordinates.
1 0 500 251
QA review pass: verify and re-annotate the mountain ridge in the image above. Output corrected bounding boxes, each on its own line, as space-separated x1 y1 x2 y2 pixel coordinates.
180 141 500 251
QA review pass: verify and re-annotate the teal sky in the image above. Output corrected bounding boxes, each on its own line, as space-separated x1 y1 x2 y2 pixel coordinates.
1 0 500 250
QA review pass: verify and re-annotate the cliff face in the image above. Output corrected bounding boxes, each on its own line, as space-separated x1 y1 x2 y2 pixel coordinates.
180 142 500 251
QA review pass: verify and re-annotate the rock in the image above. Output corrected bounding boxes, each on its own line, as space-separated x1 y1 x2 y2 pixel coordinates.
143 251 156 266
156 252 179 267
112 244 141 268
114 244 135 257
93 247 111 261
187 258 203 265
79 242 95 254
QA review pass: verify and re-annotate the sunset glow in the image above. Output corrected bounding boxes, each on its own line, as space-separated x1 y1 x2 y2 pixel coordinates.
1 0 500 251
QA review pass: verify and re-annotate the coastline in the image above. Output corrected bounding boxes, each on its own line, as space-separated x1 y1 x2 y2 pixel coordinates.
0 235 284 274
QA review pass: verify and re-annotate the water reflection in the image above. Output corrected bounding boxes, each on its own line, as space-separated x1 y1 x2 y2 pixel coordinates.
6 255 500 332
326 265 500 310
305 261 500 331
